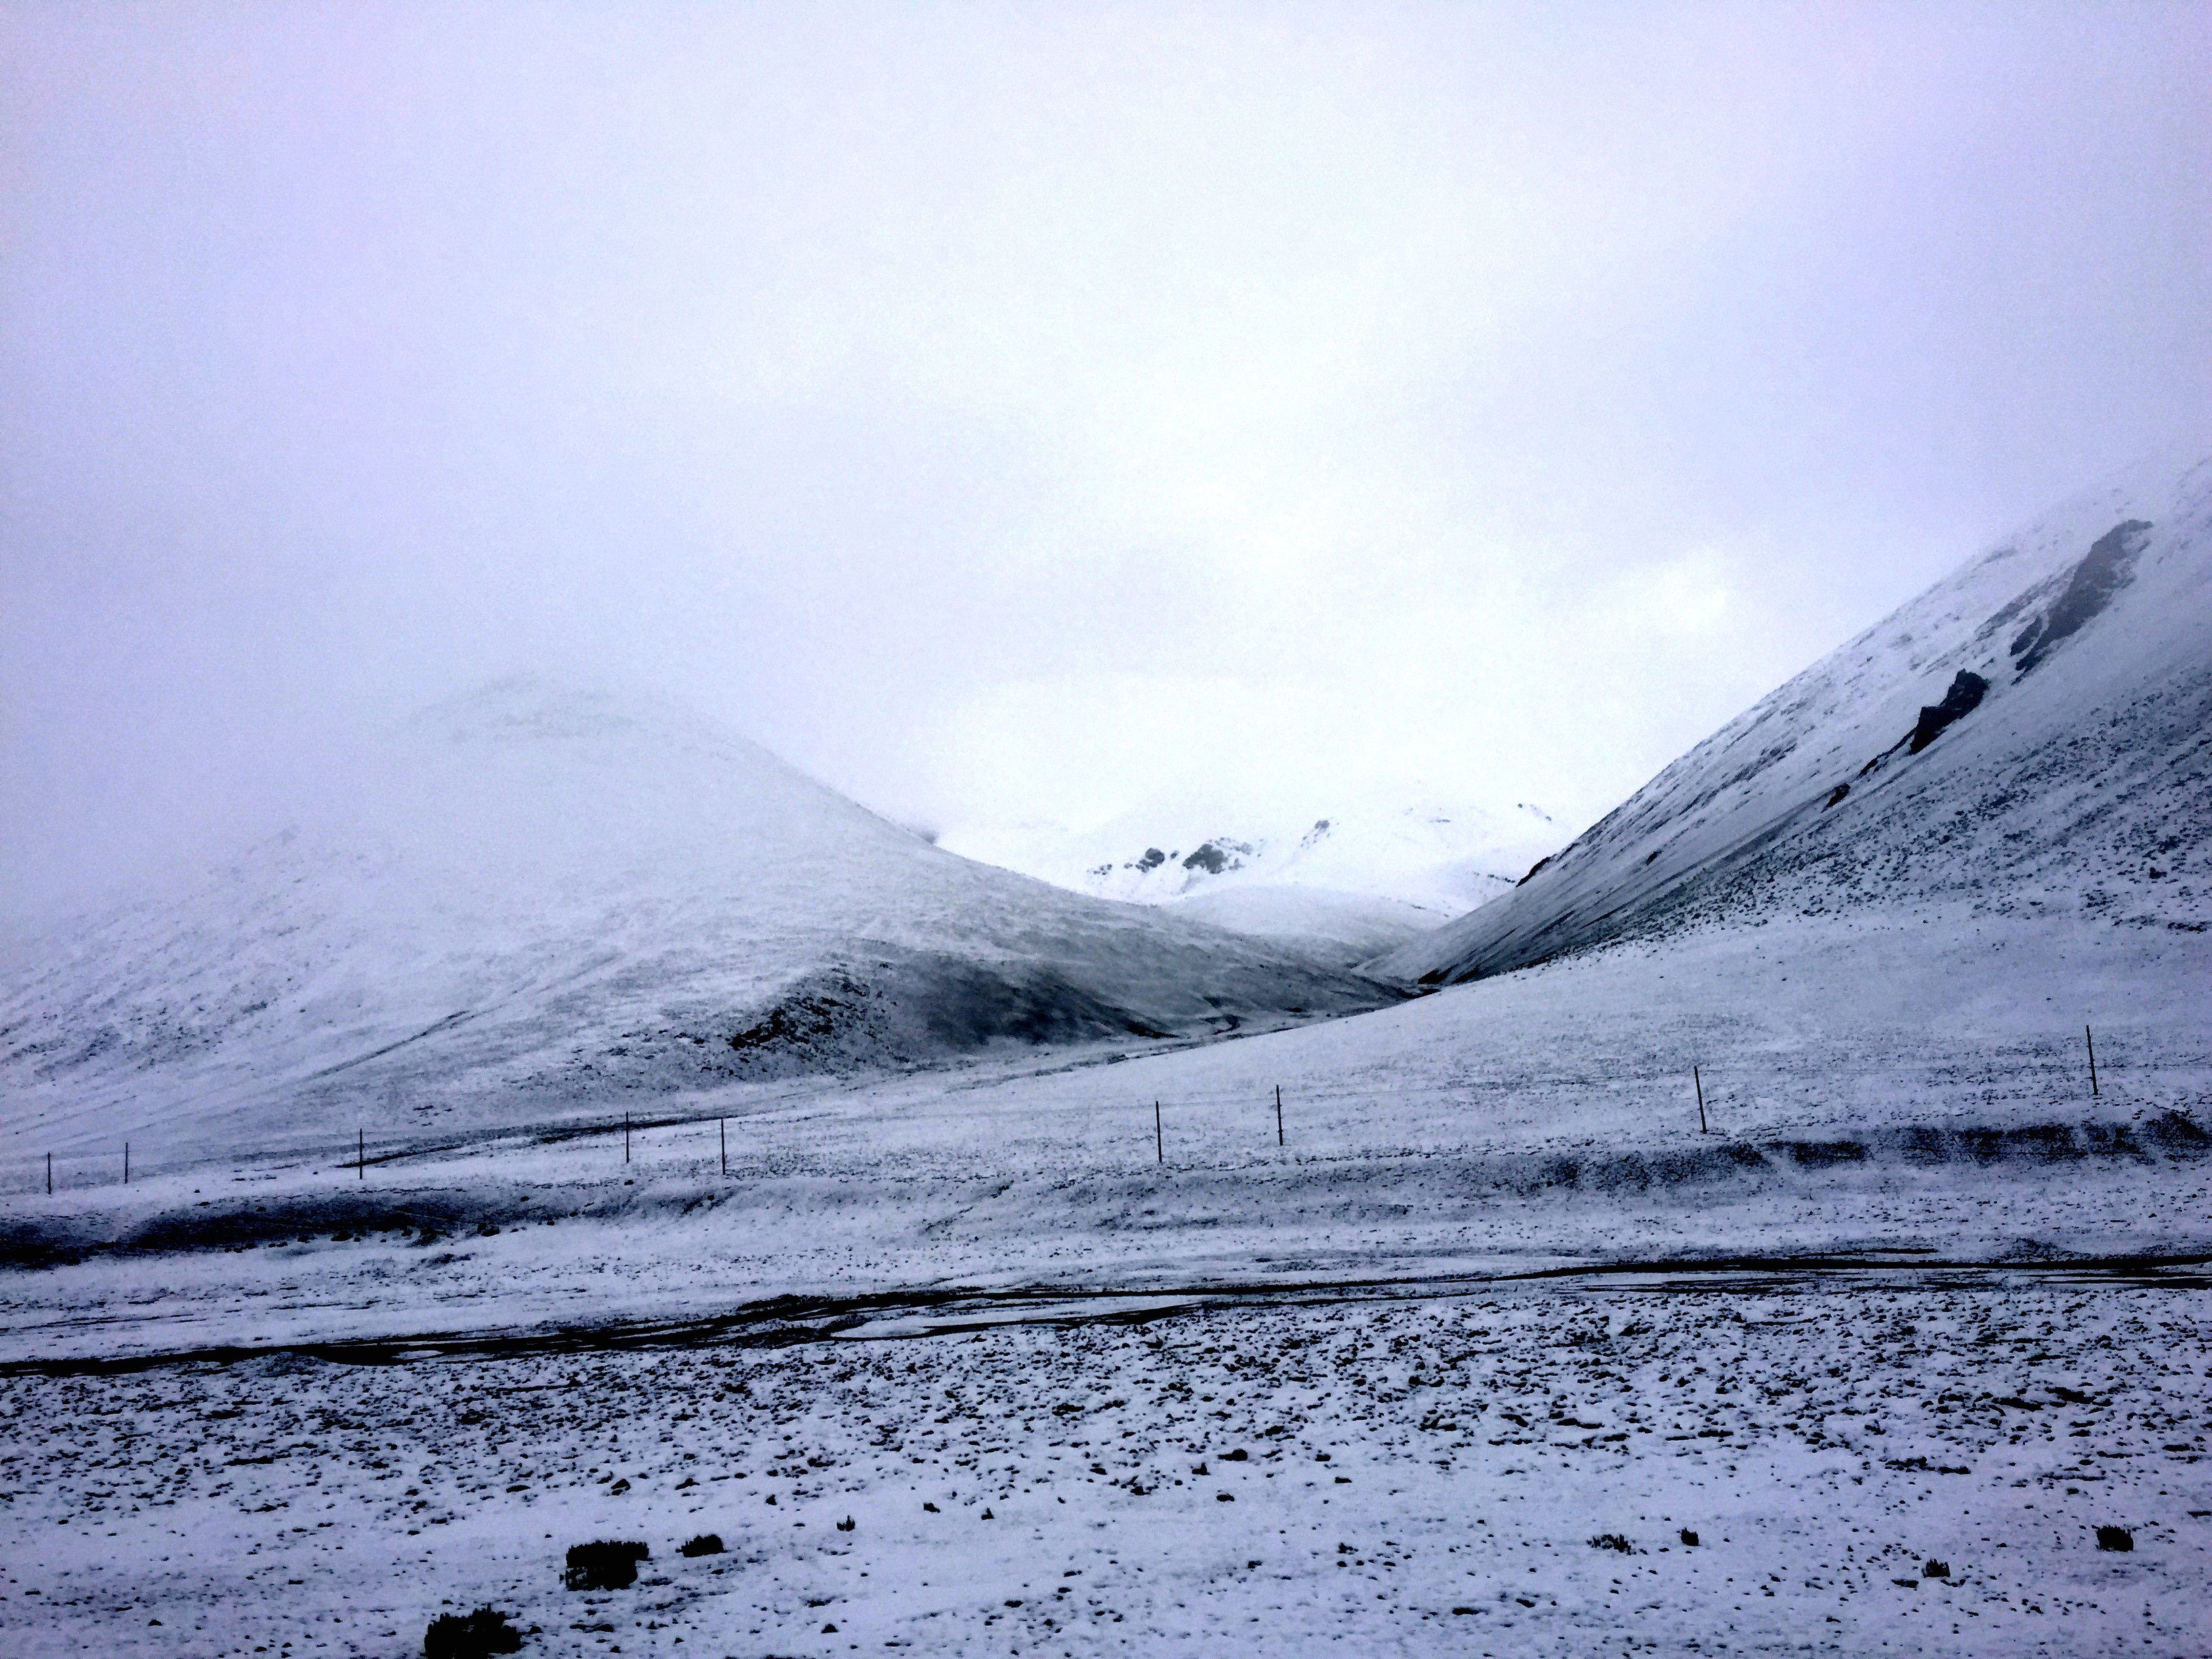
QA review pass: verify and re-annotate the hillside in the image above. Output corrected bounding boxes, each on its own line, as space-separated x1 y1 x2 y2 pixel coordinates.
0 681 1398 1160
1379 454 2212 985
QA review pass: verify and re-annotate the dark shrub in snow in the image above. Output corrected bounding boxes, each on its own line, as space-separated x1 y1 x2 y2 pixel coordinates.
423 1606 522 1658
2096 1525 2133 1553
564 1540 650 1590
1679 1529 1700 1547
677 1534 723 1557
1589 1533 1632 1553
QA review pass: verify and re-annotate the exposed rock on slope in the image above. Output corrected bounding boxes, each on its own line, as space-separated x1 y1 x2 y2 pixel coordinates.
1379 455 2212 985
0 682 1399 1154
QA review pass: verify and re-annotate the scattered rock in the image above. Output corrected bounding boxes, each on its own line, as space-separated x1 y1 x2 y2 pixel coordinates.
1679 1529 1699 1547
2096 1525 2133 1553
563 1540 650 1591
1823 783 1850 809
423 1606 523 1658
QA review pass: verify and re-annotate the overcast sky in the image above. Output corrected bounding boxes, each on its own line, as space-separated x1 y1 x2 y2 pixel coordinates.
4 1 2208 915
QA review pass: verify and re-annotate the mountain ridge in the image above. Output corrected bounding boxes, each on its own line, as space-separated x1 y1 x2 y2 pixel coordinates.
1377 453 2212 985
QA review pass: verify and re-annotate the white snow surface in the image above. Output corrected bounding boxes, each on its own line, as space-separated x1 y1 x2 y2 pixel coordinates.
0 679 1396 1164
1380 452 2212 984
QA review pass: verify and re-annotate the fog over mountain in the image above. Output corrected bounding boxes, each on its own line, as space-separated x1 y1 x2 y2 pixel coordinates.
5 4 2209 920
5 11 2212 1657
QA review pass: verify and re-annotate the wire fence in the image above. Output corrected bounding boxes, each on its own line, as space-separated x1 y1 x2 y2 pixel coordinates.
3 1024 2156 1202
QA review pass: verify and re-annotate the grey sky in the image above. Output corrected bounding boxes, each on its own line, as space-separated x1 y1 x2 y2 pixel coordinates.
4 1 2207 916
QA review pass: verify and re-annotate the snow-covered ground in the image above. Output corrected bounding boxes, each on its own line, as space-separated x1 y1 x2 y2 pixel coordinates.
3 910 2205 1364
5 1266 2208 1658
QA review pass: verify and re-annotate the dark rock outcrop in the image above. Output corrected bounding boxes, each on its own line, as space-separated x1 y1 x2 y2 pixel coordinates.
2011 519 2150 676
1907 671 1990 754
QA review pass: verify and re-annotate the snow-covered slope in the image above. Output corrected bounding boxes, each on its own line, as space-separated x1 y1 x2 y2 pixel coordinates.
0 681 1399 1156
944 792 1561 958
1380 454 2212 985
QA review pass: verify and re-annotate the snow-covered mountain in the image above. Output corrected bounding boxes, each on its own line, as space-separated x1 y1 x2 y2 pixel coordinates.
0 680 1401 1156
1380 453 2212 985
943 793 1562 958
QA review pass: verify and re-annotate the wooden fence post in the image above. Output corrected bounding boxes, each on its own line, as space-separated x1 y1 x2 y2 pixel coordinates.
2086 1025 2099 1099
1154 1101 1163 1166
1694 1065 1708 1135
1275 1085 1284 1147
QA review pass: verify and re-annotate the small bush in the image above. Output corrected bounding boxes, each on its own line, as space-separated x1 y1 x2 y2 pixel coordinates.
2096 1525 2133 1553
677 1534 723 1557
423 1606 522 1658
564 1540 650 1591
1679 1529 1700 1547
1589 1533 1633 1553
1923 1559 1950 1579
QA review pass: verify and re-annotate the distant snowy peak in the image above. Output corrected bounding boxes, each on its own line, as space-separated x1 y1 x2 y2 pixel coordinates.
1378 452 2212 985
1076 800 1559 912
947 794 1563 925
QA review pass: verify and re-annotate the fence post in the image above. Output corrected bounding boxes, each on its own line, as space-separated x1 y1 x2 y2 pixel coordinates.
124 1142 129 1186
624 1111 631 1165
720 1117 726 1176
1154 1101 1163 1166
1275 1085 1284 1148
47 1152 52 1195
1694 1065 1708 1135
2086 1025 2099 1099
358 1126 365 1181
